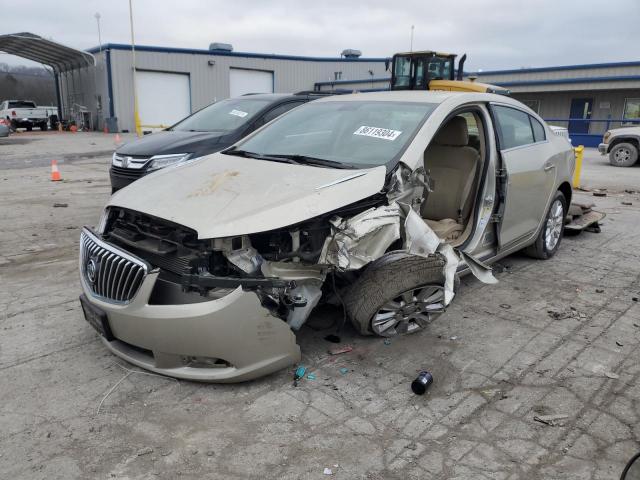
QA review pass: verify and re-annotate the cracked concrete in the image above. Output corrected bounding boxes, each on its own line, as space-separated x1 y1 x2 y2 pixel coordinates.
0 133 639 479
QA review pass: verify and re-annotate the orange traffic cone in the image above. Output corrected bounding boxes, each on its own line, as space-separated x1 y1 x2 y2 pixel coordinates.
51 160 62 181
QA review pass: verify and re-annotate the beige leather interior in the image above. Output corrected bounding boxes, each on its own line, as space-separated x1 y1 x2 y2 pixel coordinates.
421 115 481 241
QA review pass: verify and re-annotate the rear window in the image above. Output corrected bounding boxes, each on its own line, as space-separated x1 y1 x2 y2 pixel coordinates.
8 101 36 109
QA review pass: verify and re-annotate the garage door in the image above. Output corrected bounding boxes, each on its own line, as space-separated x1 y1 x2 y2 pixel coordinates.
137 71 191 130
229 68 274 97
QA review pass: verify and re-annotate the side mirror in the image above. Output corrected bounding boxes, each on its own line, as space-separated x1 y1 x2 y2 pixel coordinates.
621 452 640 480
385 58 390 72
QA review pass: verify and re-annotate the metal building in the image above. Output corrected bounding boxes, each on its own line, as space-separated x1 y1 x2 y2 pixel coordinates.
316 60 640 147
80 43 388 133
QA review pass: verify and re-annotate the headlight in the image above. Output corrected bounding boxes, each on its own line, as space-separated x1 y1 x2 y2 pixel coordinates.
111 151 118 165
147 153 192 172
603 131 611 143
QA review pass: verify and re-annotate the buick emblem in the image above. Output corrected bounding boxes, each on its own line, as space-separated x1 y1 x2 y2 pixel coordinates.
86 258 98 284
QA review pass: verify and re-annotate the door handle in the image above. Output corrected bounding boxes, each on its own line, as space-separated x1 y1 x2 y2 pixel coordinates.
544 163 556 171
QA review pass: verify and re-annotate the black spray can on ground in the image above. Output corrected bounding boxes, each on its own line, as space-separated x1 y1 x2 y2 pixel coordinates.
411 371 434 395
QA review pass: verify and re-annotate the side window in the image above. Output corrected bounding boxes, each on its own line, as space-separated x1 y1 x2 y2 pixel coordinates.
530 116 546 142
493 105 535 150
262 101 305 124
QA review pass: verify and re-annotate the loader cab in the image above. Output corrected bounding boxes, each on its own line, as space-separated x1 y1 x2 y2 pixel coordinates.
391 51 457 90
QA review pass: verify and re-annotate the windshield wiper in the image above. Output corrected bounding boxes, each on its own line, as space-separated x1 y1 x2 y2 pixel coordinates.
222 148 300 164
264 154 353 169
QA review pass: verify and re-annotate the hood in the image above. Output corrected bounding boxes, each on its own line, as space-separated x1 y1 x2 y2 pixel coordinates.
108 153 387 239
116 130 229 156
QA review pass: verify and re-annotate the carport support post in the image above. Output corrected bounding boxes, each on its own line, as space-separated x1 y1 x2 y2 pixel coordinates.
128 0 142 137
54 70 63 125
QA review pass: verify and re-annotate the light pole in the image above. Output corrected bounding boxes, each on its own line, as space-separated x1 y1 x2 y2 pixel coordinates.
410 25 415 52
94 12 102 52
128 0 142 136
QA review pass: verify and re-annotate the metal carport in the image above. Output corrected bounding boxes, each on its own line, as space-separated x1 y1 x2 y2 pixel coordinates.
0 32 95 123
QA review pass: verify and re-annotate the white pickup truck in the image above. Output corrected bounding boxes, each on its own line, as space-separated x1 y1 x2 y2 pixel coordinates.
0 100 53 131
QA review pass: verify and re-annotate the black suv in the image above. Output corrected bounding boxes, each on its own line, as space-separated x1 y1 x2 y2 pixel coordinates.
110 92 325 192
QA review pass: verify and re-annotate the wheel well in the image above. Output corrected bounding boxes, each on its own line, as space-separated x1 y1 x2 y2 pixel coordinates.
558 181 572 206
610 137 639 150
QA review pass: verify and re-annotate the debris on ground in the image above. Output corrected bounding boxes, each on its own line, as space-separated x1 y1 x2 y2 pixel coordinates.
324 334 341 344
383 339 391 346
328 345 353 355
450 336 459 341
293 365 306 387
411 371 434 395
616 341 623 347
53 202 68 207
533 414 568 426
632 297 638 302
306 373 316 380
625 189 637 194
339 368 349 375
547 307 586 320
136 447 154 456
323 467 333 475
621 201 633 206
595 288 604 293
592 190 607 197
499 304 511 309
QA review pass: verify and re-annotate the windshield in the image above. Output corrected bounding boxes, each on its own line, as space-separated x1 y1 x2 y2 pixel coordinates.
171 98 272 132
231 100 437 169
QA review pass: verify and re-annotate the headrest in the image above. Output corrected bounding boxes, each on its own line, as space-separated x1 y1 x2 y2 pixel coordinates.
433 116 469 146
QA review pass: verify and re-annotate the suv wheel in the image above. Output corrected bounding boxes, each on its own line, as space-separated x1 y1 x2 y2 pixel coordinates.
525 191 566 260
344 252 447 336
609 142 638 167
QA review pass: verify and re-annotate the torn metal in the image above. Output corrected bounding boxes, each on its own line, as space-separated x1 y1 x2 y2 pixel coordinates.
318 204 401 271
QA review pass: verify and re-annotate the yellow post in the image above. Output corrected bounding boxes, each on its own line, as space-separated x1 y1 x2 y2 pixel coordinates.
572 145 584 189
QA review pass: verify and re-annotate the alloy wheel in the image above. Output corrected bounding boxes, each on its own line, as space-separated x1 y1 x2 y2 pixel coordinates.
544 199 564 251
371 285 445 337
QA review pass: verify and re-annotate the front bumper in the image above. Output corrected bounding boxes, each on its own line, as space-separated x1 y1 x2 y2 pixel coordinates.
598 143 609 155
80 256 301 383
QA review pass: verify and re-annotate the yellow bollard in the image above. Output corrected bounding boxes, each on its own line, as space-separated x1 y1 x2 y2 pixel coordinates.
572 145 584 189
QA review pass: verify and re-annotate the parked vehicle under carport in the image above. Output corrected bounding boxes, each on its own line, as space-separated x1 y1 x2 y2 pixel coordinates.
110 93 325 192
79 90 575 382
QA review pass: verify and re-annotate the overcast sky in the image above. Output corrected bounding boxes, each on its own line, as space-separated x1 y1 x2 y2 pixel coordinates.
2 0 639 71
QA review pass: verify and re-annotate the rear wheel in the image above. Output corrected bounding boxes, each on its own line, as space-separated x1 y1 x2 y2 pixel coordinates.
525 191 566 260
39 122 48 131
26 124 32 132
609 142 638 167
344 252 447 336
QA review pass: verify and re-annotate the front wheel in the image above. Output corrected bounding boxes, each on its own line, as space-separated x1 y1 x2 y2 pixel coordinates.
609 142 638 167
343 252 447 336
525 191 566 260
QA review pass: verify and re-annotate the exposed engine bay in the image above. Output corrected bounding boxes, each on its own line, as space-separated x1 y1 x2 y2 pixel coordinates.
99 163 494 331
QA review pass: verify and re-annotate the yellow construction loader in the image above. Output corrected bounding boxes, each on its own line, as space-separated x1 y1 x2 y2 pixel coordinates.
389 50 510 95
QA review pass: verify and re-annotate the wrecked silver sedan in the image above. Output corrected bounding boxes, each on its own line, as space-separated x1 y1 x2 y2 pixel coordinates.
78 91 575 382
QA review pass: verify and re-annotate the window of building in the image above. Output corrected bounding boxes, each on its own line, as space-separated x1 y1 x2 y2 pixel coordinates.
521 100 540 114
334 71 342 81
493 105 535 150
623 98 640 120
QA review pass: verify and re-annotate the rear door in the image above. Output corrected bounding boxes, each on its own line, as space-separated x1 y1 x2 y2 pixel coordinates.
491 104 557 248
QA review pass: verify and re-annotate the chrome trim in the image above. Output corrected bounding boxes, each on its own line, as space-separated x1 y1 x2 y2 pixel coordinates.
80 227 151 304
112 153 151 170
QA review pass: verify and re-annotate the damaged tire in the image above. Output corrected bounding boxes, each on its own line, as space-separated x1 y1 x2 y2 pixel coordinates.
525 190 566 260
344 252 447 337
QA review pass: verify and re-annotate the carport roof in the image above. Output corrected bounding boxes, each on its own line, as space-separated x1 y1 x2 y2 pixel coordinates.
0 32 94 72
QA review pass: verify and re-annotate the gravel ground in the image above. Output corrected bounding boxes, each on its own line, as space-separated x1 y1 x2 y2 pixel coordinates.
1 132 639 479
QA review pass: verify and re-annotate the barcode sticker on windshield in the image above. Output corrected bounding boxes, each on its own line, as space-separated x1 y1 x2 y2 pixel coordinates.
353 126 402 141
229 109 248 118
